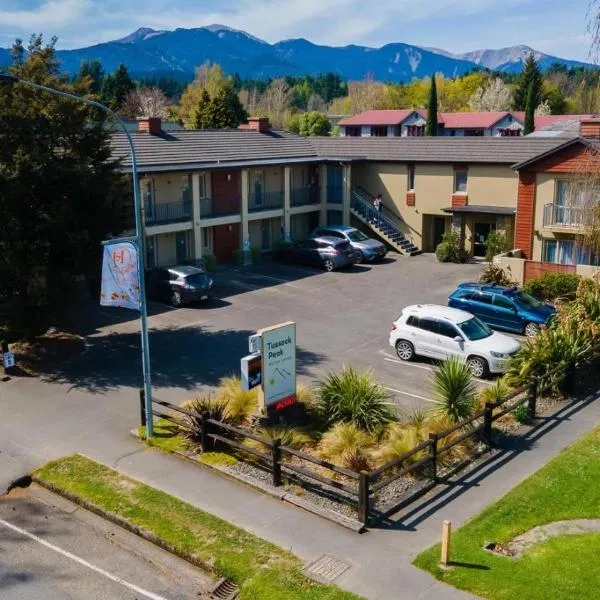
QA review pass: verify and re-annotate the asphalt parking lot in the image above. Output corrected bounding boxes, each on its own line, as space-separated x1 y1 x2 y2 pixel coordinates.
127 253 498 414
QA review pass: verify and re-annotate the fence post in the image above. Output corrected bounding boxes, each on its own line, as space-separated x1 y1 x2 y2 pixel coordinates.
200 411 213 452
428 433 438 483
358 471 370 527
271 438 282 487
139 388 146 428
527 377 538 422
483 403 494 446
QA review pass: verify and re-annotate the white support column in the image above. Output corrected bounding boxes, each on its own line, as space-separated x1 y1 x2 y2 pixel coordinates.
319 164 328 226
284 166 292 240
191 172 203 264
241 169 250 247
342 163 352 225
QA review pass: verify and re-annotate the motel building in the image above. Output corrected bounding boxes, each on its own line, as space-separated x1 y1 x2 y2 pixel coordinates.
112 117 600 280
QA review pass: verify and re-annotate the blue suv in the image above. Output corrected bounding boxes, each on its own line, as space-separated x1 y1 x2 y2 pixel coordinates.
448 283 556 337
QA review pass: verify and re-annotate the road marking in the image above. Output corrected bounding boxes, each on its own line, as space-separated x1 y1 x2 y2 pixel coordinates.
384 386 436 403
0 518 169 600
229 279 262 291
243 273 301 287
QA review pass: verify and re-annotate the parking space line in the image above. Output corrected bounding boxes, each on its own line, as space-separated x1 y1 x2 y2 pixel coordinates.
0 518 169 600
384 386 436 403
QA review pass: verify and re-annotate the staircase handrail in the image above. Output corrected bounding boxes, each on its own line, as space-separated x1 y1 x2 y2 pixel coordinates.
351 191 412 244
353 187 412 243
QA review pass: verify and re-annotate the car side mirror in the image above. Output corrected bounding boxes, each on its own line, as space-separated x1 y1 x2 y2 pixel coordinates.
453 336 463 343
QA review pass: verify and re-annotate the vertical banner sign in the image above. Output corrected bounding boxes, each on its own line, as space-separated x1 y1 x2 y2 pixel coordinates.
100 242 141 310
260 322 296 410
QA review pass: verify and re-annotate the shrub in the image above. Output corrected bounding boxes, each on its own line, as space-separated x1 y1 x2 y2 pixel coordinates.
181 395 232 443
371 423 426 469
315 365 395 433
430 357 477 424
479 263 515 286
318 422 375 471
483 230 508 262
435 230 461 263
522 272 581 302
215 376 257 422
513 403 531 425
477 378 513 407
246 426 313 453
200 254 217 272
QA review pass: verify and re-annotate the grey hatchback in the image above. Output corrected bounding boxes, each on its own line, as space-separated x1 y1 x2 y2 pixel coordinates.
310 226 387 263
276 236 359 271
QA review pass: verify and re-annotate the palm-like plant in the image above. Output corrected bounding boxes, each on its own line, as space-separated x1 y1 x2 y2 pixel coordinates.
430 357 477 424
315 365 395 433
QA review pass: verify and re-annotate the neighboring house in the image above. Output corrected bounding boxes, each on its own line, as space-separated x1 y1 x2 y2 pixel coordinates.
338 110 524 137
512 121 600 279
112 117 351 267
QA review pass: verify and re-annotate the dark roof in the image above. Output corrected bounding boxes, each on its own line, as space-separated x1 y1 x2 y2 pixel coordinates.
442 205 516 215
112 128 319 172
311 136 572 165
512 137 599 170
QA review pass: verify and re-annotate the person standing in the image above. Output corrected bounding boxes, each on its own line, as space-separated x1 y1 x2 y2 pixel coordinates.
374 194 383 226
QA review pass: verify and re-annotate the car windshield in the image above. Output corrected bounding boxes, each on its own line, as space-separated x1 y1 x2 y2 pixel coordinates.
184 274 208 286
346 230 369 242
458 316 493 341
514 291 542 310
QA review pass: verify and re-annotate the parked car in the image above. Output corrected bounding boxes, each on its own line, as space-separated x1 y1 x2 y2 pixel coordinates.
276 236 359 271
448 283 556 337
310 226 387 263
146 265 214 306
389 304 521 377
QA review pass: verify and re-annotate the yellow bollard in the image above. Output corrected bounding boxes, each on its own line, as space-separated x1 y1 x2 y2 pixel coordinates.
441 520 451 566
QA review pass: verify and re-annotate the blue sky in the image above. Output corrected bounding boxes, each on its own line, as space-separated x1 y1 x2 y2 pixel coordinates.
0 0 595 61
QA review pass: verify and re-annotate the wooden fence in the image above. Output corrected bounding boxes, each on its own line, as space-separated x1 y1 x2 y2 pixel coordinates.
139 372 556 528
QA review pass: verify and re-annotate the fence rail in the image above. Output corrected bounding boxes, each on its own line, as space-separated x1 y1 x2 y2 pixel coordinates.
140 361 573 528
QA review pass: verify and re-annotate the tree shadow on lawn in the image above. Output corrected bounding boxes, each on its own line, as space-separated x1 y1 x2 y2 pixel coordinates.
40 324 326 394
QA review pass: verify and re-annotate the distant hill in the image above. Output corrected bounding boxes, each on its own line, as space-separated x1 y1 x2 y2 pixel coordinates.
0 27 595 81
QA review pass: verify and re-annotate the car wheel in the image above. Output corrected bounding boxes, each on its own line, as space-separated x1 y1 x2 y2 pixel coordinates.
323 259 335 272
524 322 540 337
171 291 183 307
395 340 414 361
355 250 364 263
467 356 489 378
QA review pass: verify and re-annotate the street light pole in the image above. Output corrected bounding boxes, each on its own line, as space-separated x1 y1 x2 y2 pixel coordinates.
0 73 154 437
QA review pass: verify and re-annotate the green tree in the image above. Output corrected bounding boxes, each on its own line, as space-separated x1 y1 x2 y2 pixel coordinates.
524 82 536 135
101 64 135 110
0 35 128 339
298 111 331 136
76 59 104 94
513 54 543 110
192 89 212 128
425 74 438 136
206 86 248 129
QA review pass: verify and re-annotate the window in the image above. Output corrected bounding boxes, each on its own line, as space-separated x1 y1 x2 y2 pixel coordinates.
346 229 368 242
464 129 484 137
458 317 492 341
514 291 542 310
454 169 468 194
371 126 388 137
542 238 599 266
198 173 207 199
407 166 415 191
181 174 192 204
474 292 493 304
436 321 460 338
493 295 515 310
146 236 156 268
406 125 425 137
406 315 419 328
458 290 474 300
417 318 437 333
345 126 361 137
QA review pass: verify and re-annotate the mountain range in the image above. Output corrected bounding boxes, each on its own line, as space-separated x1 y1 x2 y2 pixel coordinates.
0 26 593 82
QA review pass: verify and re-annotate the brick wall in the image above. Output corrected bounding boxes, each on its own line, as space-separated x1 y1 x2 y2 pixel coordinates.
451 194 468 208
524 260 576 281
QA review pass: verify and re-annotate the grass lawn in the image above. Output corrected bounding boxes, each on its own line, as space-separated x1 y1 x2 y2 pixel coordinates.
35 455 360 600
414 426 600 600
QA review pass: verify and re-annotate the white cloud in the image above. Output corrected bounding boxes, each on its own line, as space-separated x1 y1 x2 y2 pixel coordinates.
0 0 93 29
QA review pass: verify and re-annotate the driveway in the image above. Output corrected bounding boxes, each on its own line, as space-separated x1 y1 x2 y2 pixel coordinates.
49 253 485 412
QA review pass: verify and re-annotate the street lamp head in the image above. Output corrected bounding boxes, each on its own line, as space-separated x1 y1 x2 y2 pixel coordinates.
0 73 18 85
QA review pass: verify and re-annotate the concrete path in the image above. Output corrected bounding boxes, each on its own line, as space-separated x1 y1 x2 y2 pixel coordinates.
2 369 599 599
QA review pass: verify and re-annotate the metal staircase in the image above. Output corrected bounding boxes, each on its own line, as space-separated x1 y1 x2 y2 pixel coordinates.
350 190 421 256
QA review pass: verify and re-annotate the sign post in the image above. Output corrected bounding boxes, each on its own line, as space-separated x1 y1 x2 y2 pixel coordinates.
257 321 296 413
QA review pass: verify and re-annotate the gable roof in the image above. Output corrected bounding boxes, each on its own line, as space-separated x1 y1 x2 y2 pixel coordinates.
438 111 517 129
511 137 598 170
338 109 421 127
311 136 570 164
112 128 320 172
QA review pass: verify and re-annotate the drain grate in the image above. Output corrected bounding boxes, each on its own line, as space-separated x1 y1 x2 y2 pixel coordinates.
206 578 239 600
304 554 350 583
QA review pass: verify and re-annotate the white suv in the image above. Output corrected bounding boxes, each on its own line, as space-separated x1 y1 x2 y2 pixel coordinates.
389 304 521 377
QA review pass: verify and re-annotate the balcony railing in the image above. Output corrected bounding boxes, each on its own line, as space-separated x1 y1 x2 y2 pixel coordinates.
543 203 591 229
291 186 321 207
145 200 192 225
327 184 343 204
200 197 241 219
249 190 284 212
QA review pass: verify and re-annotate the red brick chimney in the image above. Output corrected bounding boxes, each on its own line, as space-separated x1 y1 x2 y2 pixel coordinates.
138 117 162 135
246 117 271 133
580 118 600 139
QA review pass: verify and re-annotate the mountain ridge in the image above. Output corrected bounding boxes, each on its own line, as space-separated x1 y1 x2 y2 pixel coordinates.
0 26 593 82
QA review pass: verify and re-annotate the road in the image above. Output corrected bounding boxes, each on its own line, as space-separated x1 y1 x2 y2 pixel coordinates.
0 485 212 600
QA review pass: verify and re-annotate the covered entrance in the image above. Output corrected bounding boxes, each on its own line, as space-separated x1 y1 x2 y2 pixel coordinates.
442 205 515 257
